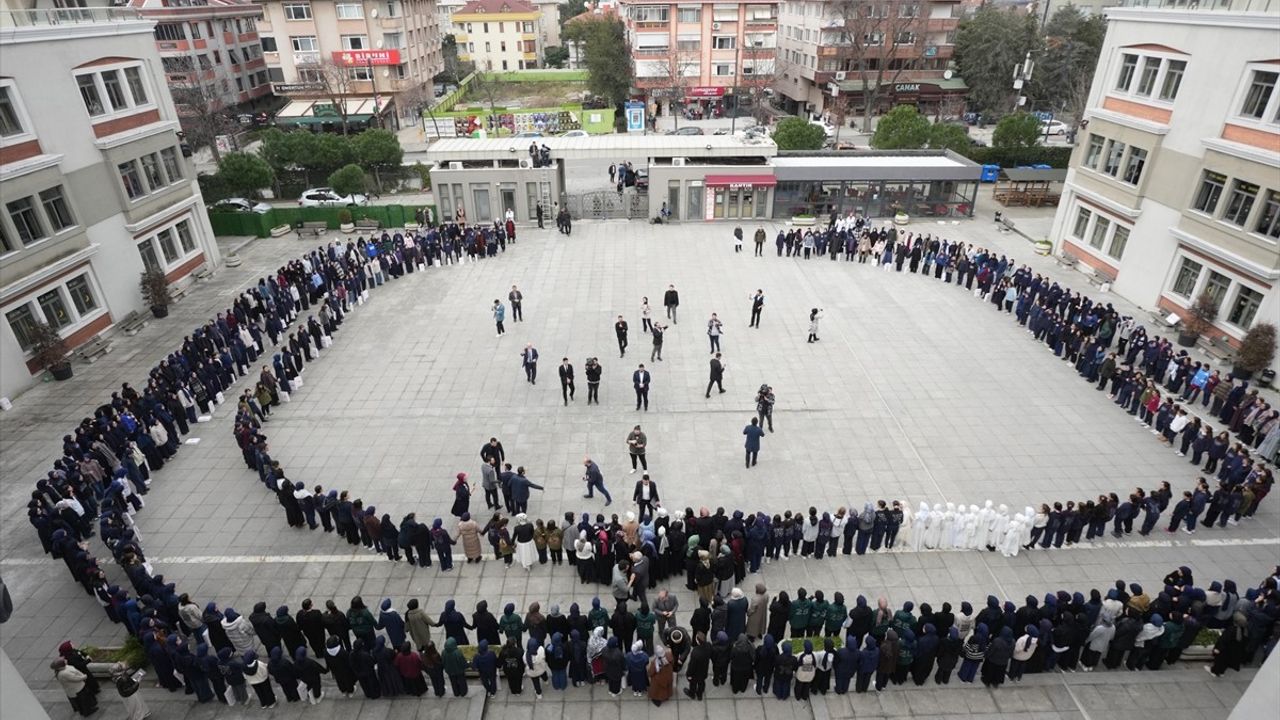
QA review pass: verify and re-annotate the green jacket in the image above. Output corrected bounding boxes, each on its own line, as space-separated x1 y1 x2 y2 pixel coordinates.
348 608 376 638
588 607 610 630
825 603 848 634
789 598 812 631
634 611 656 637
1160 622 1184 649
500 613 524 640
443 638 468 676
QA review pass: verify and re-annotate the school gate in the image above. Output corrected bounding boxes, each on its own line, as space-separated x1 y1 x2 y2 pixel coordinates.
566 191 649 220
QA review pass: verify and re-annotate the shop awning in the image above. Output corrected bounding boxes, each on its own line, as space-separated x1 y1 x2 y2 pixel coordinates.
705 173 776 187
274 98 378 126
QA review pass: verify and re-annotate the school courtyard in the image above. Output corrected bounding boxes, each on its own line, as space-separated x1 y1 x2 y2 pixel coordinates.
1 206 1274 719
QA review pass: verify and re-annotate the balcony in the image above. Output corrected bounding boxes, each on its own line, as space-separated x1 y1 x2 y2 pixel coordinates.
0 6 143 27
634 45 670 55
380 16 405 29
1116 0 1277 10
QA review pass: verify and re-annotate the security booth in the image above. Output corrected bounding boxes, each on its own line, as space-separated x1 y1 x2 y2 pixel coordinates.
770 150 982 220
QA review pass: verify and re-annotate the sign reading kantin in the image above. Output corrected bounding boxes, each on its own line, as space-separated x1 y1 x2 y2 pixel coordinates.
331 49 402 66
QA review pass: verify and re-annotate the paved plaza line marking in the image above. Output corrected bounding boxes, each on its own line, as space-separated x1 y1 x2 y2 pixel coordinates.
6 537 1276 567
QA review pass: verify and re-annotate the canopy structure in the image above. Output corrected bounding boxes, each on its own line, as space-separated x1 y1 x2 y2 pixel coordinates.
993 168 1068 207
273 98 378 126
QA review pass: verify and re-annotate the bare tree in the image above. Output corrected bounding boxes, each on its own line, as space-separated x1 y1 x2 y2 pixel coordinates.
660 50 700 130
299 58 359 135
827 0 925 132
170 78 238 163
739 33 777 125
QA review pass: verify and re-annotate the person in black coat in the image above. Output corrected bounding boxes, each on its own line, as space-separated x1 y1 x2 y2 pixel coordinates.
294 647 327 703
266 646 302 703
603 636 627 696
275 606 306 655
683 632 712 700
324 637 357 696
911 623 940 685
833 635 857 693
710 631 731 687
350 639 380 699
472 600 501 646
296 600 328 661
1105 613 1141 669
323 600 352 652
729 634 755 693
934 627 962 684
249 602 281 653
767 591 790 641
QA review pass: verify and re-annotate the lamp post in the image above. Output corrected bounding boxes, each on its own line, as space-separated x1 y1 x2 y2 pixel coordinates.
730 44 741 134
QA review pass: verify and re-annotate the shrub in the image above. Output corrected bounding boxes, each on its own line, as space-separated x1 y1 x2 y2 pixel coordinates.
139 269 172 309
1236 322 1277 373
28 321 69 371
1184 292 1218 338
337 209 353 225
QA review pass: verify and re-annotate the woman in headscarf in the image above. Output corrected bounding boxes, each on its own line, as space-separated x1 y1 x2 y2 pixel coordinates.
435 600 470 645
729 633 755 693
767 590 791 641
443 637 469 696
1130 614 1165 670
142 632 182 691
52 657 97 716
545 632 570 691
524 602 548 645
911 624 939 685
374 636 404 697
346 597 377 649
1009 625 1037 682
56 642 100 702
568 628 590 686
981 627 1013 688
1209 612 1249 676
184 642 214 703
267 646 301 703
218 647 249 705
325 636 358 697
626 640 650 695
450 472 471 518
647 645 674 706
394 641 428 697
892 626 915 686
753 633 778 695
934 626 962 684
794 639 817 701
294 646 326 704
457 512 483 563
603 636 626 696
1081 615 1113 672
513 514 538 570
524 636 548 698
498 637 525 694
422 640 446 697
242 650 276 708
574 530 596 583
773 639 798 699
431 518 457 571
957 624 988 683
111 661 149 719
472 639 498 697
855 636 879 693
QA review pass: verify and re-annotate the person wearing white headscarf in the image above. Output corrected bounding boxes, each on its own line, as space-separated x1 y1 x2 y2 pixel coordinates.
513 514 538 570
1000 514 1024 558
989 505 1010 551
910 502 929 552
923 504 945 549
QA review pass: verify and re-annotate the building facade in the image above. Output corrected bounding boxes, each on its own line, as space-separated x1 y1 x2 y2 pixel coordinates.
453 0 544 71
0 5 220 400
438 0 559 48
776 0 976 120
1048 0 1280 351
618 0 779 119
255 0 443 127
134 0 273 121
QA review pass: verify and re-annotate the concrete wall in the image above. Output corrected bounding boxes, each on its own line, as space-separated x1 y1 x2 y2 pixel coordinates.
431 163 564 223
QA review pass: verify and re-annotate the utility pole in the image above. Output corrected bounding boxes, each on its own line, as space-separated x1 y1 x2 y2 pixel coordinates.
730 44 741 134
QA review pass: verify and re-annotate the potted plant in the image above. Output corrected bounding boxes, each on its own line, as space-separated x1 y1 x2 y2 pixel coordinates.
1232 322 1276 381
139 269 172 319
791 213 816 227
338 208 355 234
891 203 910 226
1177 292 1217 348
29 321 72 381
269 223 293 237
1179 627 1221 662
82 636 148 678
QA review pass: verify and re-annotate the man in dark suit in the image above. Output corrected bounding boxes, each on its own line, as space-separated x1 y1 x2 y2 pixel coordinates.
663 285 679 324
521 343 539 384
615 316 629 358
705 353 725 398
558 358 575 405
749 290 764 328
633 363 651 411
633 473 660 521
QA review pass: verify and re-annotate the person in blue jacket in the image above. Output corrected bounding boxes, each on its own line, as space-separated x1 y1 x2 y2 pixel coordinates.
472 639 498 697
743 417 765 468
377 599 406 649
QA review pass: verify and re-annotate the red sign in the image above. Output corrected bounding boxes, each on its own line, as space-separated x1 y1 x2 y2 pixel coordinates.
331 49 401 66
687 86 727 97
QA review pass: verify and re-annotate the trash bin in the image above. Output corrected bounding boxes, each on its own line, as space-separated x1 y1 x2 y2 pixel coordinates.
980 164 1000 183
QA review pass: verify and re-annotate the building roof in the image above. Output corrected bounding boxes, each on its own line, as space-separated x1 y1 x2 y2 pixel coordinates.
772 151 981 182
426 134 777 162
456 0 538 14
1000 167 1068 183
567 2 619 23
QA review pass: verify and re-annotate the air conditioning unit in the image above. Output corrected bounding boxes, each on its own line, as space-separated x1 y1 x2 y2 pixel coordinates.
834 71 847 81
712 22 721 30
448 161 463 170
518 158 533 169
672 157 687 167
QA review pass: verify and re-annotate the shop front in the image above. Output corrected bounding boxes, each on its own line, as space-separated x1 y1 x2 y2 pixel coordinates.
829 78 969 119
770 152 981 220
703 174 775 220
683 86 729 121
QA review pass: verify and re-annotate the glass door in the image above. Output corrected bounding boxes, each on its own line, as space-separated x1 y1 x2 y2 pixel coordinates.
500 184 517 219
471 185 491 222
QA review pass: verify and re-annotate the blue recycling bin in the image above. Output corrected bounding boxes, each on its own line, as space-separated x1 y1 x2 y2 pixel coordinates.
980 164 1000 183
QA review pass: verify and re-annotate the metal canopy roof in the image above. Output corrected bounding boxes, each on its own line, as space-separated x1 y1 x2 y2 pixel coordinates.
1000 168 1069 183
425 135 778 162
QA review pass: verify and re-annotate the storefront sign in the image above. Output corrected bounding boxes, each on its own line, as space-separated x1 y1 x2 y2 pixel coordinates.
892 83 941 94
331 49 401 66
312 103 339 117
625 101 645 133
687 86 727 98
273 83 324 93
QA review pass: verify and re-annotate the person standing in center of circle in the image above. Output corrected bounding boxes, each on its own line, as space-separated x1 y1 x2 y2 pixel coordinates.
749 290 764 328
585 357 602 405
627 425 648 473
615 316 629 358
492 300 506 337
744 417 765 468
663 285 679 325
582 457 612 505
807 308 823 343
521 343 539 384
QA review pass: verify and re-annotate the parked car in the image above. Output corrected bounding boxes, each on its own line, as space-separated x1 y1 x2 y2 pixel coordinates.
211 197 272 214
666 126 704 136
811 119 836 137
634 169 649 192
513 131 543 138
560 129 589 137
1041 120 1069 136
298 187 368 207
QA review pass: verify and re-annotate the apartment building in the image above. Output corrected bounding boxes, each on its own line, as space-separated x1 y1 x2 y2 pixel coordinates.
134 0 272 120
1048 0 1280 350
776 0 976 119
0 4 220 399
453 0 545 71
619 0 779 117
438 0 559 47
256 0 443 126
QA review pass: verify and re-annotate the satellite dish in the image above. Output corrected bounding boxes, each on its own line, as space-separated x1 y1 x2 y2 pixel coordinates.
943 69 954 80
371 8 378 17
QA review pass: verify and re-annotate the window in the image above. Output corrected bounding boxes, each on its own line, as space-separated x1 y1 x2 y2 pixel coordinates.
1240 70 1277 120
1193 171 1226 214
863 32 883 46
899 3 918 16
160 147 182 183
631 6 669 22
1203 271 1231 310
66 276 97 316
349 66 372 80
677 7 700 21
156 228 180 263
894 31 915 45
1072 207 1091 239
175 219 196 253
1170 257 1202 298
228 49 240 65
7 196 45 245
522 22 533 32
336 2 363 18
291 35 318 52
1084 134 1104 169
261 36 277 52
141 153 165 190
6 305 39 350
1089 215 1110 250
677 34 700 51
386 0 399 17
1256 190 1280 240
37 289 71 330
0 84 27 137
39 187 74 232
1135 56 1160 96
1228 286 1264 327
1108 225 1129 260
77 74 104 116
341 35 368 50
1222 180 1258 226
137 239 160 272
1102 140 1125 177
154 23 185 41
1116 53 1138 91
384 32 403 49
714 63 734 76
1159 59 1185 101
713 36 735 49
1123 147 1147 185
500 41 506 52
119 161 145 199
297 67 322 83
283 2 312 20
100 70 128 111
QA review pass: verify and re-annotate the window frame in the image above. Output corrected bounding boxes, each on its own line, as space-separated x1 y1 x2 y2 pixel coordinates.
73 61 156 122
335 2 363 19
1111 50 1185 106
3 271 106 353
1221 179 1259 227
283 2 313 21
1235 66 1280 126
1254 189 1280 242
1122 146 1147 186
136 214 202 273
0 79 34 145
1192 170 1227 216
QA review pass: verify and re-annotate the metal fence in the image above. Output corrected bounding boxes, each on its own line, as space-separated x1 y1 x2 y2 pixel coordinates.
566 191 650 221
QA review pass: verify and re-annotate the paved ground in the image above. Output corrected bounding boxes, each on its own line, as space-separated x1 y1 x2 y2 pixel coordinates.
1 208 1273 718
